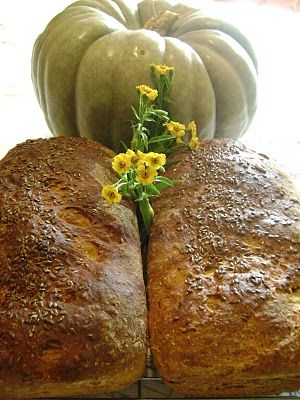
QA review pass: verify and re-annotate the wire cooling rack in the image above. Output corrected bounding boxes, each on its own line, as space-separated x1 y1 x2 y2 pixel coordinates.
58 349 300 399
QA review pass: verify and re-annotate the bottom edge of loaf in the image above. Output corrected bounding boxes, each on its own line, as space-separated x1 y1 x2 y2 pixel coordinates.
160 375 300 398
0 361 146 399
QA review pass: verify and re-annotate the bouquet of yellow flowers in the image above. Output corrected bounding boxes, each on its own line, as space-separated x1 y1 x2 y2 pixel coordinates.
102 64 200 234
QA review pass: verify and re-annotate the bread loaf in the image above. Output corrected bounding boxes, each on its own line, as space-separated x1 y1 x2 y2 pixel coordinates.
0 137 147 398
148 139 300 396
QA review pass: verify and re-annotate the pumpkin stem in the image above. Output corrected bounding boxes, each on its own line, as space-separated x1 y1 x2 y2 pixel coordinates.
143 11 179 36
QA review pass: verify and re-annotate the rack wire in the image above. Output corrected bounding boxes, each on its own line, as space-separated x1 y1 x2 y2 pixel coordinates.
68 349 300 399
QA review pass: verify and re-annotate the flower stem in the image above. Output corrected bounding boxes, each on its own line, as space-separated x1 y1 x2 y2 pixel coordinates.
137 197 154 235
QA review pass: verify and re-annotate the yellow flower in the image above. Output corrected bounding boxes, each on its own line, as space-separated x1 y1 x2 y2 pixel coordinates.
136 85 158 101
137 150 146 159
188 121 197 138
136 150 147 165
151 64 174 75
189 136 200 149
102 184 122 205
126 149 139 166
164 121 186 139
144 152 166 170
187 121 200 148
112 153 131 175
176 137 184 144
136 163 158 185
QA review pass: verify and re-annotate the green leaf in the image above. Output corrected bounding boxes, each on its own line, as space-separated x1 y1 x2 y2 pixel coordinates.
154 178 181 192
119 140 128 152
144 117 156 123
130 105 140 121
145 184 161 196
165 97 175 104
134 192 148 202
155 176 181 185
155 182 171 191
148 135 174 144
165 159 180 168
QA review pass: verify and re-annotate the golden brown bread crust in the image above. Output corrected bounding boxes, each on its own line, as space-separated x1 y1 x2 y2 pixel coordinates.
0 137 147 398
148 138 300 397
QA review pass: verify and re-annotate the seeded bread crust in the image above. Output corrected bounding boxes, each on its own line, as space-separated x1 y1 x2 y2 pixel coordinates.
148 139 300 397
0 137 147 398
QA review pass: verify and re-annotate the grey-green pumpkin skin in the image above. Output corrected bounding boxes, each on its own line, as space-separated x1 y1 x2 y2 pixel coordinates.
32 0 258 151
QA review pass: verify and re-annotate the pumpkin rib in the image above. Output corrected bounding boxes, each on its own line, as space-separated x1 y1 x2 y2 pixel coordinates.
39 12 99 136
33 6 126 138
32 39 45 114
110 0 141 29
75 31 130 149
67 0 140 29
32 5 123 131
206 51 252 138
107 30 138 150
178 29 257 139
170 12 258 72
35 35 58 134
109 30 167 150
68 0 126 21
33 10 84 134
163 37 216 141
33 41 53 134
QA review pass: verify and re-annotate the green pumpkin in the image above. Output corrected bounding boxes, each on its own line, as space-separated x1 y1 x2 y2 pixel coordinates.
32 0 257 151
